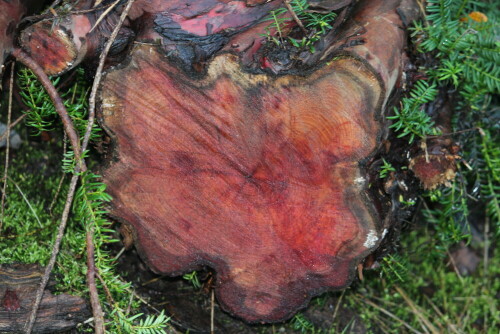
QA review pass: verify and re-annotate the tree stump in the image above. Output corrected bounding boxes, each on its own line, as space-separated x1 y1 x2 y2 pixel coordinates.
18 0 419 323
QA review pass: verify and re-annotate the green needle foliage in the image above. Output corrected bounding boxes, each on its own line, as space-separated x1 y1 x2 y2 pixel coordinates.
389 0 499 241
388 80 439 143
290 313 316 333
379 159 396 179
368 1 499 332
116 310 170 334
182 271 202 289
18 68 101 140
380 254 409 284
414 0 500 93
262 0 336 52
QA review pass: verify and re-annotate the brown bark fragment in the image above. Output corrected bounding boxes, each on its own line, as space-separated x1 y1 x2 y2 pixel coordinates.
0 264 90 333
0 0 29 75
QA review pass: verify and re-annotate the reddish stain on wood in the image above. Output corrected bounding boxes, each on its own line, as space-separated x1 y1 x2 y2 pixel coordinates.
2 289 20 312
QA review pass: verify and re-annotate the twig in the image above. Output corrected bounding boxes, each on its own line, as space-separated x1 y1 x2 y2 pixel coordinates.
12 48 85 172
284 0 307 34
86 222 105 334
356 294 423 334
210 289 215 334
332 290 345 323
0 114 26 143
483 216 489 276
445 248 464 282
0 63 14 227
89 0 121 33
395 286 440 334
83 1 135 333
7 177 42 228
24 173 80 333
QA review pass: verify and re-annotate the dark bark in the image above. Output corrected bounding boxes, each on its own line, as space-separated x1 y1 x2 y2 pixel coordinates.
0 264 90 333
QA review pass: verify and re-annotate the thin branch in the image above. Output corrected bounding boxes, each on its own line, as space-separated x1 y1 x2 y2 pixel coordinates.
86 222 105 334
83 1 135 333
7 177 42 228
12 48 85 172
284 0 307 34
356 294 423 334
89 0 121 33
210 289 215 334
82 0 134 153
0 114 26 144
24 173 80 334
395 286 441 334
1 63 15 228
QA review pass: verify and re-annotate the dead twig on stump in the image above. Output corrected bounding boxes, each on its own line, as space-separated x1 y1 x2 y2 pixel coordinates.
284 0 307 34
83 1 135 333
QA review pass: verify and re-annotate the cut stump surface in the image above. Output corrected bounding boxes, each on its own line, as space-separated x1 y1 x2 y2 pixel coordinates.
101 47 384 322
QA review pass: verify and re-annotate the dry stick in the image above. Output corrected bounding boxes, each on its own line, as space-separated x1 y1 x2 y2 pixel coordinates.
210 289 215 334
358 295 423 334
82 0 134 152
395 286 440 334
86 221 105 334
0 114 26 143
7 176 43 228
284 0 307 34
81 1 135 333
24 173 80 334
0 63 15 228
331 289 345 324
89 0 121 33
12 48 85 172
